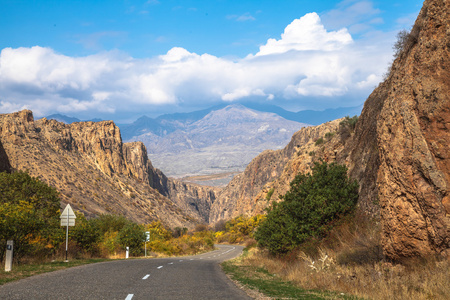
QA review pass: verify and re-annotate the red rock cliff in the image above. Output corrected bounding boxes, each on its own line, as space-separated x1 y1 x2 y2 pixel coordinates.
376 0 450 259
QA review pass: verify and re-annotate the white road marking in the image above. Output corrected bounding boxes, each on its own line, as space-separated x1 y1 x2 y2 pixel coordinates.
179 260 183 262
125 294 133 300
157 266 163 269
142 274 150 280
168 262 174 265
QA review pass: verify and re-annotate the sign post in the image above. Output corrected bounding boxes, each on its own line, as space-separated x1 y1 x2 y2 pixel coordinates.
5 240 13 272
60 204 76 262
145 231 150 257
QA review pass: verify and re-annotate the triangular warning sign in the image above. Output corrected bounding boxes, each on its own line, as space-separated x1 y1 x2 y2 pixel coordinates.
60 204 76 219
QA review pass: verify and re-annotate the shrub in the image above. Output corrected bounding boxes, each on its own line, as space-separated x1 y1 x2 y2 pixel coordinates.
254 161 359 256
340 115 358 132
325 132 335 139
70 213 101 255
117 223 145 256
315 138 324 146
0 171 61 262
266 188 275 201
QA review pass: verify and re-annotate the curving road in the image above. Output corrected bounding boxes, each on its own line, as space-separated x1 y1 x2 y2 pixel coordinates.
0 245 250 300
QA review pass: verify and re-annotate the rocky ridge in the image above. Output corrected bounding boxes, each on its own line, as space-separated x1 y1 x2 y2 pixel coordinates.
0 110 215 228
209 119 345 223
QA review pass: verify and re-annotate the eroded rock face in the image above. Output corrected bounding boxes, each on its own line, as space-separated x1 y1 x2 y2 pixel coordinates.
376 0 450 259
209 120 346 224
0 110 215 228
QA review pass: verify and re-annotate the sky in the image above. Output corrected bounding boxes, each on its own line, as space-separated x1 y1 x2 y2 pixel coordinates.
0 0 423 123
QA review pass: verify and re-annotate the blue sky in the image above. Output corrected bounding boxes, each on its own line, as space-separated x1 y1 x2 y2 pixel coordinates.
0 0 423 122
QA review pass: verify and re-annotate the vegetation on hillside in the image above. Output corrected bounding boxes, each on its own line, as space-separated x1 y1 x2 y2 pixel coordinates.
214 214 265 245
254 161 359 255
0 171 214 263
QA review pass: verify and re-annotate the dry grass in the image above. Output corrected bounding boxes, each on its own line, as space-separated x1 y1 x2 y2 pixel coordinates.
241 214 450 300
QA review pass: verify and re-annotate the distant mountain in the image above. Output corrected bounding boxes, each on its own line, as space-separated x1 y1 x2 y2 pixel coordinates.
240 102 363 125
124 104 309 180
119 103 362 141
45 114 102 124
46 114 81 124
120 105 226 140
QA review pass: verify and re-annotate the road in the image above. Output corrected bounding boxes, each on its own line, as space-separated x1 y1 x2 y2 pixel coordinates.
0 245 251 300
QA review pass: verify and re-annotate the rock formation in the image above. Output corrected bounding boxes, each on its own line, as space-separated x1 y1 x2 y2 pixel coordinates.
375 0 450 259
0 110 216 228
209 119 346 223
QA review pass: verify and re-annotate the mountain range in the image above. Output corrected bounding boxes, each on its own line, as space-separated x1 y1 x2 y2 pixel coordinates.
47 103 361 182
125 104 308 179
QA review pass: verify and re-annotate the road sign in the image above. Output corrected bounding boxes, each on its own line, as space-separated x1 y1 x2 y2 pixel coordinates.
61 204 77 262
60 204 76 227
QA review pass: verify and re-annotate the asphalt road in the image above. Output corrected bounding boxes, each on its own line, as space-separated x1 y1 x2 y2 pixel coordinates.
0 245 251 300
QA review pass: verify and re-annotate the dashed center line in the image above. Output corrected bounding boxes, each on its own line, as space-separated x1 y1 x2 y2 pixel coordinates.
157 266 163 269
168 262 173 265
142 274 150 280
125 294 133 300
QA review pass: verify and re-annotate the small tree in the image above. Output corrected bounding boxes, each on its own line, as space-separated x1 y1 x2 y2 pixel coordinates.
0 171 61 261
118 223 145 256
255 161 359 256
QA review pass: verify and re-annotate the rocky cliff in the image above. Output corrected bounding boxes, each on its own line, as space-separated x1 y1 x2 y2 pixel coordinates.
0 110 215 228
375 0 450 259
209 119 346 223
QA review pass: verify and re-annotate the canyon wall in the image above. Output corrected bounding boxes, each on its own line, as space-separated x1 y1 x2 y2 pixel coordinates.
0 110 215 228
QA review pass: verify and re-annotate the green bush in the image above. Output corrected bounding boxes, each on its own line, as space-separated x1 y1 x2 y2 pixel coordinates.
339 115 358 132
117 223 145 256
70 213 102 255
0 171 61 261
254 161 359 256
266 188 275 201
315 138 324 146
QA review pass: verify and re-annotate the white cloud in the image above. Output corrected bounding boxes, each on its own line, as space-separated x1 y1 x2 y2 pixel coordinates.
255 13 352 56
0 12 392 119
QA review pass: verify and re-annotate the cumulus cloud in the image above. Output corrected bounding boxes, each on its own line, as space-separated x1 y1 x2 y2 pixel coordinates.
255 13 352 56
0 12 391 119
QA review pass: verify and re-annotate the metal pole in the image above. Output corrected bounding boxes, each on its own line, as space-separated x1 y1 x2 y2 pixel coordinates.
145 242 147 257
65 212 69 262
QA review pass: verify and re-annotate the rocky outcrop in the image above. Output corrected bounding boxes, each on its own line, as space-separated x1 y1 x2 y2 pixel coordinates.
209 119 344 223
0 110 214 228
376 0 450 259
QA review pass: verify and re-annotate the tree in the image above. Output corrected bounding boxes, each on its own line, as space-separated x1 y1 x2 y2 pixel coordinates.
0 171 61 261
71 213 101 255
118 222 145 256
255 161 359 256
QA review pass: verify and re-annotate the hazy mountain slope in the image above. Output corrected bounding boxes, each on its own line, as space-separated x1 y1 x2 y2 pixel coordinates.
136 104 309 178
